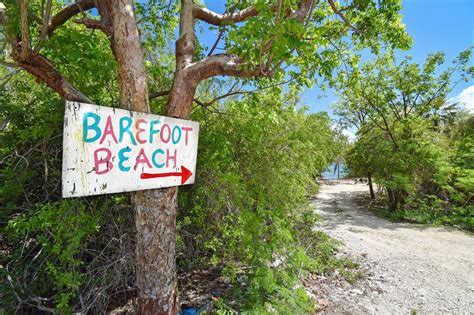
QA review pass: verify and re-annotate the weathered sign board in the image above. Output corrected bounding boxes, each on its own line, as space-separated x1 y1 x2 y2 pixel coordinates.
62 101 199 198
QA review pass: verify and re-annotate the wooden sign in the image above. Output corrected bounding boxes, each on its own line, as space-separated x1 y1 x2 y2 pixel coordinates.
62 101 199 198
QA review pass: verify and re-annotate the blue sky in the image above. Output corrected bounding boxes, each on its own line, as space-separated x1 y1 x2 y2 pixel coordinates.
198 0 474 118
302 0 474 117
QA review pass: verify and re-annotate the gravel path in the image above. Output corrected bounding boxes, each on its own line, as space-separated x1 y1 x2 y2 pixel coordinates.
313 180 474 314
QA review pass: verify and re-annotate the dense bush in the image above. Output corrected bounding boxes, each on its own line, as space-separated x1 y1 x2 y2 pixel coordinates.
0 67 347 312
336 50 474 230
179 91 345 312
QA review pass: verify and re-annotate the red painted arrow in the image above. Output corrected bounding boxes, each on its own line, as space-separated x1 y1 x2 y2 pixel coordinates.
140 165 193 185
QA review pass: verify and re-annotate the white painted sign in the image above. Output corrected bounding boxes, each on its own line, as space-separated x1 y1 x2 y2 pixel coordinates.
62 101 199 198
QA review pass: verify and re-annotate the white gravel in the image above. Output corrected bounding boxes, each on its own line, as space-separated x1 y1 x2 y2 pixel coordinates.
313 180 474 314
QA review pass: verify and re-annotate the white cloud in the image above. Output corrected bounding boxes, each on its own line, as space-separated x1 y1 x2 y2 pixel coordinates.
342 128 356 142
449 85 474 112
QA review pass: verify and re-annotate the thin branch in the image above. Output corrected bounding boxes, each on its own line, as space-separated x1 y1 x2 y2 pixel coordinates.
149 78 287 108
0 60 19 67
207 27 225 56
192 98 207 107
195 81 239 107
74 18 111 36
149 90 170 100
361 90 399 149
416 64 460 116
33 0 52 54
327 0 360 34
195 77 296 108
148 87 239 107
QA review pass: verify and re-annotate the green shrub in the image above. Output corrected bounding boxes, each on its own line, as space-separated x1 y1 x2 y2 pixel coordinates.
177 92 350 312
1 71 348 312
3 201 99 311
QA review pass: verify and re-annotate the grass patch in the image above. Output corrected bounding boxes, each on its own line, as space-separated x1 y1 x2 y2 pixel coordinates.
372 205 474 231
356 194 474 231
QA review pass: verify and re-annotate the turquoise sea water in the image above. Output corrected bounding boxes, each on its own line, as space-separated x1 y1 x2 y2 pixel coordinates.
321 162 346 180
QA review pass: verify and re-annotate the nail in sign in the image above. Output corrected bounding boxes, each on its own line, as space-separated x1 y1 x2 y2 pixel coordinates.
62 101 199 198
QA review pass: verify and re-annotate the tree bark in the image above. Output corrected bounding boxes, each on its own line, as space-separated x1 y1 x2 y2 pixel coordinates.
368 171 375 199
166 0 197 119
132 188 179 315
104 1 178 314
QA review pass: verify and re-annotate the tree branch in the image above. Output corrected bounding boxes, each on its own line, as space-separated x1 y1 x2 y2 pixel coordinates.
193 77 296 108
194 0 314 26
291 0 314 22
149 90 170 100
14 0 43 25
327 0 360 33
187 53 269 81
11 40 92 103
47 0 96 35
207 27 225 56
74 18 112 36
360 90 399 150
194 81 240 107
193 5 258 26
190 1 315 81
148 88 238 107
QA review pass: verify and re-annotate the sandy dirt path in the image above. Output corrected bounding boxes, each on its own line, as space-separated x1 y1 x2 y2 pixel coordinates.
313 180 474 314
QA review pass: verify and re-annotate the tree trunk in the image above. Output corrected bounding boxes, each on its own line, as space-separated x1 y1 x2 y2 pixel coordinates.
101 0 318 312
387 188 394 207
368 171 375 199
386 188 398 211
392 191 400 211
8 0 319 313
105 1 179 313
132 189 179 315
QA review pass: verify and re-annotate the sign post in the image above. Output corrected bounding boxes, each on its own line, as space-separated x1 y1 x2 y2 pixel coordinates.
62 101 199 198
